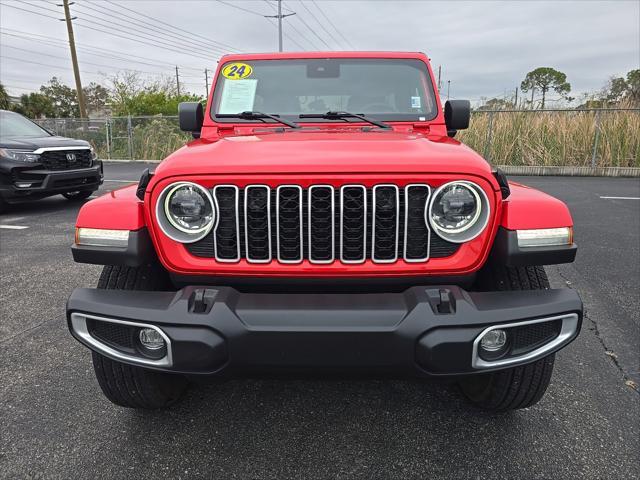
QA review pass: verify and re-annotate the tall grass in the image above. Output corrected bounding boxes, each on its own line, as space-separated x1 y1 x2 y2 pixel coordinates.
38 110 639 166
459 109 640 167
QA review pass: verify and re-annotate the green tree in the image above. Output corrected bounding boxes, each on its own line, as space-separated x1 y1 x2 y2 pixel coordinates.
520 67 571 109
477 97 514 111
108 72 203 116
13 92 54 118
605 76 629 104
0 83 10 110
84 82 110 115
40 77 79 117
626 69 640 104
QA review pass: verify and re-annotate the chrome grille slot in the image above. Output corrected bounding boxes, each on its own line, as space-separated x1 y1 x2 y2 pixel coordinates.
277 185 303 263
244 185 271 263
372 185 399 263
308 185 335 263
404 184 431 262
340 185 367 263
185 182 461 263
213 186 240 262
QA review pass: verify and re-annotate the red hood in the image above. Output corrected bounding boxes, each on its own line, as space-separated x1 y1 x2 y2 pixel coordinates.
153 129 495 183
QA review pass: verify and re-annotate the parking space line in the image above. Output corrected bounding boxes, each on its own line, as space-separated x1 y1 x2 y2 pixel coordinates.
104 180 137 183
0 225 29 230
599 196 640 200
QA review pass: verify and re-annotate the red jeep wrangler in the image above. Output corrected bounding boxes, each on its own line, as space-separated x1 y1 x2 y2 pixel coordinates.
67 52 582 411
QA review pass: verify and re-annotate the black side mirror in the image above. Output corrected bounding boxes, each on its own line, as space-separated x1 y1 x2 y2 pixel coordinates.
444 100 470 137
179 102 204 137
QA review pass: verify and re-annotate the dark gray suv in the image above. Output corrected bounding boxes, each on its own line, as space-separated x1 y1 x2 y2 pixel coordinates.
0 110 103 212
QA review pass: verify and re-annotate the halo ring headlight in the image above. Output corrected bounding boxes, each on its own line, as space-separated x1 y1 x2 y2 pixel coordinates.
156 182 216 243
427 181 490 243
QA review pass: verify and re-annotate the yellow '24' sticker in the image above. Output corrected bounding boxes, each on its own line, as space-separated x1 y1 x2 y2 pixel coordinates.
222 63 253 80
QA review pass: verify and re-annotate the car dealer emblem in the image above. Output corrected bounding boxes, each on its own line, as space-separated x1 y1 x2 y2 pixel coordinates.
66 153 77 162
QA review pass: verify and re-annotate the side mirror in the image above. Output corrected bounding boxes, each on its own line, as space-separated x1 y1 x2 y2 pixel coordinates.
444 100 470 137
179 102 203 137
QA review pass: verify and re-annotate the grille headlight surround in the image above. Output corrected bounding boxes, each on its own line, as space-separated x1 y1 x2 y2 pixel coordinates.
156 182 216 243
427 181 490 243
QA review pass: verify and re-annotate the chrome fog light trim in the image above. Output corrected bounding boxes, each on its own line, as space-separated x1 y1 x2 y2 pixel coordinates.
471 313 579 369
69 313 172 368
76 228 130 247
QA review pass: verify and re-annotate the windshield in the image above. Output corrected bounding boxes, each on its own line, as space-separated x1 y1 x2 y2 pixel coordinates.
212 58 438 123
0 110 51 138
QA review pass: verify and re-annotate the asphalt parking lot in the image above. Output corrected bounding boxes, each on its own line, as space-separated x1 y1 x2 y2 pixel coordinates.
1 162 638 479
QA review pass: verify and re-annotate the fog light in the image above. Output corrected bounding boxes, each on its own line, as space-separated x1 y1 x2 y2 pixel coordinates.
139 328 165 350
480 329 507 352
15 182 33 188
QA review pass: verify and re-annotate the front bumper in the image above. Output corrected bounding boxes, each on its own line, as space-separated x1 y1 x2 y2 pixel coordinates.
67 285 582 377
0 163 103 202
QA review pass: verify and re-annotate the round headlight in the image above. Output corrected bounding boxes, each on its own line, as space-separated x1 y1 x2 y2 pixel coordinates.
428 181 490 243
156 182 216 243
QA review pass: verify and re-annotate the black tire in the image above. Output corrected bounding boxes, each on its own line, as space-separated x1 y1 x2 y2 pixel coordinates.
91 264 188 409
62 189 93 201
459 265 555 411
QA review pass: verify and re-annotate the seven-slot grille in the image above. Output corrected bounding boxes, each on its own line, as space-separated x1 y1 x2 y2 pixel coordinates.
186 184 460 263
40 149 92 170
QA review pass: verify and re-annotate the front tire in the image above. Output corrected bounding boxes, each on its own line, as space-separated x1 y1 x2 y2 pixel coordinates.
91 264 188 409
459 265 555 411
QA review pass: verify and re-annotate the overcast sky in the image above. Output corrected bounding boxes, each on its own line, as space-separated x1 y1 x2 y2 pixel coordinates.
0 0 638 106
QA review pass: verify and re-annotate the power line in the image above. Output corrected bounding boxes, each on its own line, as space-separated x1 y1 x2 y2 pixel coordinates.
296 0 343 49
283 1 332 50
0 29 204 72
103 0 240 53
214 0 307 51
1 1 218 63
73 1 231 56
1 44 179 77
0 1 59 20
309 0 355 49
72 19 217 63
70 4 229 57
264 0 297 52
263 0 319 50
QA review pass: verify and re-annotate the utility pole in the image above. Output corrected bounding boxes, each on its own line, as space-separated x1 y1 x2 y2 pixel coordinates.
264 0 296 52
437 66 442 90
175 66 180 96
446 80 451 100
514 87 518 109
60 0 87 119
205 69 210 97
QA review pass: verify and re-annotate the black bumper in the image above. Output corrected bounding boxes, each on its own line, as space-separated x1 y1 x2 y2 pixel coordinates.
67 285 583 377
0 163 103 203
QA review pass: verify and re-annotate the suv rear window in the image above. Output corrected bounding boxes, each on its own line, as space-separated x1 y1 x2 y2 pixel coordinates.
211 58 438 123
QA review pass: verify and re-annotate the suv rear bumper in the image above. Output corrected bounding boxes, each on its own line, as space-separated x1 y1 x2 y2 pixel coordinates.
67 285 582 377
0 163 103 203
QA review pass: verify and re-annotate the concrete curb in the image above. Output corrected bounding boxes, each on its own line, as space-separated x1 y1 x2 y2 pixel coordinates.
103 160 640 177
496 165 640 177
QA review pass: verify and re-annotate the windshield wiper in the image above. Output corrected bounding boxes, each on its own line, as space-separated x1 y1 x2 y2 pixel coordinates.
299 111 391 130
216 111 300 129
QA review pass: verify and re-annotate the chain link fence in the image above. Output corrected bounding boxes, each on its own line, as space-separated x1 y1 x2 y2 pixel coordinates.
36 109 640 168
